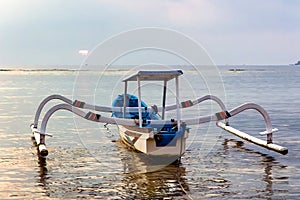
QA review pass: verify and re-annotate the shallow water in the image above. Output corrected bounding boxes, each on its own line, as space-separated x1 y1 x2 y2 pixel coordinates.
0 65 299 199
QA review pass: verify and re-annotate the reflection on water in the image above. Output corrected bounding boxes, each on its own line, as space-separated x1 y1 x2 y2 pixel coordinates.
36 156 51 197
121 160 189 199
117 140 190 199
32 138 291 199
35 140 190 199
222 139 289 199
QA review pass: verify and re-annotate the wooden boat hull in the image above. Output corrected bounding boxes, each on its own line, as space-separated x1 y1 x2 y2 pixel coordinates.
117 125 189 157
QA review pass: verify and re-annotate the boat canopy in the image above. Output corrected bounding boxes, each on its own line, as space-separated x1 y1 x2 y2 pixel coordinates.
123 70 183 82
122 70 183 128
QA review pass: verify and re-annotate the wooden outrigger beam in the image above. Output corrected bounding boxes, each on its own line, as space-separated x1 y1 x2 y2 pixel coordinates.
214 103 288 155
216 122 287 155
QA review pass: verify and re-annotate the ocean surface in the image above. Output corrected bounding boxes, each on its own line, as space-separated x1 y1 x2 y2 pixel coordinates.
0 65 299 199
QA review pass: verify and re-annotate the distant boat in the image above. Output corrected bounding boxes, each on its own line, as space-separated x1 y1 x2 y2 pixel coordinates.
295 61 300 65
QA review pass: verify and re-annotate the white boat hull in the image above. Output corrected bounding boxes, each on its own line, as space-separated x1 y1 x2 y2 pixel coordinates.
117 125 189 156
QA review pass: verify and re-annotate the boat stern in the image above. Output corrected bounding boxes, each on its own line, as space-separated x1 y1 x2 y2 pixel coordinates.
117 124 189 157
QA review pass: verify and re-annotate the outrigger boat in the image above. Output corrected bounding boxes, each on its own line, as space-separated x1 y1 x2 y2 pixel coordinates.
30 70 288 160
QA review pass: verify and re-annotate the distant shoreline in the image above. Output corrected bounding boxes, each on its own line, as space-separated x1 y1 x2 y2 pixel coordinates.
0 64 297 73
0 68 79 72
0 68 130 72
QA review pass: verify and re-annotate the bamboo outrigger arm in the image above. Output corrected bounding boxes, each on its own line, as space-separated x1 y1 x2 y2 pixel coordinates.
164 95 227 112
32 94 227 129
32 94 154 129
32 94 72 128
31 103 138 157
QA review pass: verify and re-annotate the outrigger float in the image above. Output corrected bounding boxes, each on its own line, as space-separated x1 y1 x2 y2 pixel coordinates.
31 70 288 159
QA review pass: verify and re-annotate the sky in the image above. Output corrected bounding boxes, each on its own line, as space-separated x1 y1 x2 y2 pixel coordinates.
0 0 299 68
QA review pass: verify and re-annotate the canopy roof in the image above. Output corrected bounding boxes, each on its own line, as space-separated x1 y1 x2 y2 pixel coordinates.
123 70 183 82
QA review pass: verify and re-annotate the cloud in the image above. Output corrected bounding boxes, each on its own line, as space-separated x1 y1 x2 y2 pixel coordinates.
211 0 300 32
0 0 43 24
165 0 220 26
99 0 221 27
78 50 89 56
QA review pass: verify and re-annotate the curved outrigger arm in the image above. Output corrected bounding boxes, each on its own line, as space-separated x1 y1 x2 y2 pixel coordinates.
32 94 228 129
163 94 227 112
31 103 139 157
32 93 227 143
32 94 156 129
32 94 72 128
32 94 132 129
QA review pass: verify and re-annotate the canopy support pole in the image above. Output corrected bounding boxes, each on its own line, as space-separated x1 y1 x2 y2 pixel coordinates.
123 81 128 118
175 76 181 130
137 77 143 128
162 80 167 120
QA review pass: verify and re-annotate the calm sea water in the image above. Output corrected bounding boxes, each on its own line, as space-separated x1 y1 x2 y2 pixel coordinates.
0 65 299 199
